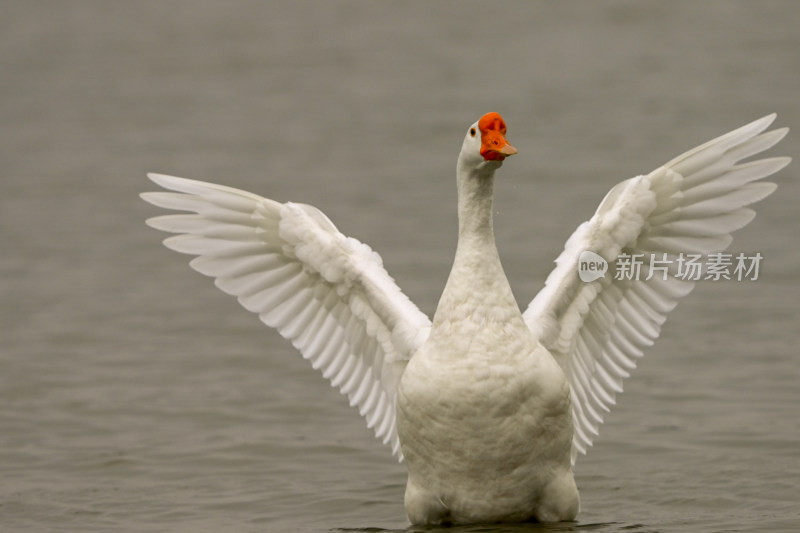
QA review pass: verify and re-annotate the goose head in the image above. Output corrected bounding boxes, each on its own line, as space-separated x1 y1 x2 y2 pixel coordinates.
458 112 518 175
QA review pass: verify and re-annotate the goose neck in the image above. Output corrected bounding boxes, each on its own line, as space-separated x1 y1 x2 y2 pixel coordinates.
456 163 498 242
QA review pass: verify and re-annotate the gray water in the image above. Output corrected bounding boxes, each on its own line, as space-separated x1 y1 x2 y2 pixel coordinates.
2 2 799 532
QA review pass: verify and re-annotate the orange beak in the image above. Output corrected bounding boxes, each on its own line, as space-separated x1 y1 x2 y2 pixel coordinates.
479 112 517 161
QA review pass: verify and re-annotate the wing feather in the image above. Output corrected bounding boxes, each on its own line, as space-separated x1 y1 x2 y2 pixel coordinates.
142 173 432 461
523 115 790 464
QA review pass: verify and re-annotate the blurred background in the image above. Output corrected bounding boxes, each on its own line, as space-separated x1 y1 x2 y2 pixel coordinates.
1 2 798 532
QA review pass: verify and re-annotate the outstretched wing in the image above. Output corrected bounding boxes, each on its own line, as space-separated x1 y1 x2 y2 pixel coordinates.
522 115 790 465
142 174 432 460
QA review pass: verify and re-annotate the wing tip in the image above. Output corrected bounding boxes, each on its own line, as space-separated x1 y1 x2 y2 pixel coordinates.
751 112 777 132
146 172 180 186
143 214 164 230
140 190 174 204
773 155 792 172
145 172 211 195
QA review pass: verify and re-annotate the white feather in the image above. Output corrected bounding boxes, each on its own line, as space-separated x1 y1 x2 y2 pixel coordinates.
142 173 432 461
523 115 790 464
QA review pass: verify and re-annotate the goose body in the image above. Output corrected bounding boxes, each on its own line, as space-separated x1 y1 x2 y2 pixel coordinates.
142 112 789 525
397 116 577 523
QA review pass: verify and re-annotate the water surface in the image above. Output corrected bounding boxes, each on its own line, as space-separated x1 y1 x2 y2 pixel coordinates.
2 2 799 532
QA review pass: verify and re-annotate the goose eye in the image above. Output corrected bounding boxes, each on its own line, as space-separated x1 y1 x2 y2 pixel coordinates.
469 128 477 137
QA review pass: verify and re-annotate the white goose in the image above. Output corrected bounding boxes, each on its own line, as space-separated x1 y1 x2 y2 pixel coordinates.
142 112 789 525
